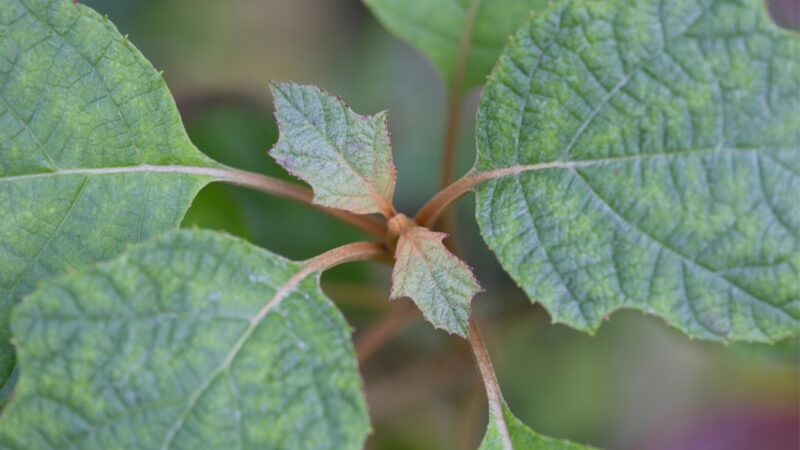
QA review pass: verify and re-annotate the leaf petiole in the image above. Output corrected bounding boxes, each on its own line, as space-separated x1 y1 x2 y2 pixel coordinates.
440 0 482 190
214 166 387 238
303 241 390 273
468 317 513 450
416 161 580 228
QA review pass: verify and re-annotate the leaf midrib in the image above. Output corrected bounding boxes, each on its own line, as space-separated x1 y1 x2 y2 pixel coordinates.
0 164 226 183
159 261 321 449
4 177 89 299
469 147 799 331
0 144 771 184
471 0 799 336
472 145 771 181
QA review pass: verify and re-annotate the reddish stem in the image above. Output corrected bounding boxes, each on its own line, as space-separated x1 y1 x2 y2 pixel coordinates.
215 166 387 238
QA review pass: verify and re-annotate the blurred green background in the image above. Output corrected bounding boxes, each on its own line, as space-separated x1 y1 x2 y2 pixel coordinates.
80 1 799 449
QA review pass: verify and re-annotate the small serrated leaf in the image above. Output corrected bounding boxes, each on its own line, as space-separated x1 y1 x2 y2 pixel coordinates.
390 219 482 337
0 230 370 449
269 82 397 216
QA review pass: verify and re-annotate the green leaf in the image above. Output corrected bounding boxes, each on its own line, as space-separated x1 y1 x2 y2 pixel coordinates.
363 0 548 91
474 0 800 342
0 0 222 390
480 401 590 450
269 82 397 216
390 219 481 337
0 230 370 448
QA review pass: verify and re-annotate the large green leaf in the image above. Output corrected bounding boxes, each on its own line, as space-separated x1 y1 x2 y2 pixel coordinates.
0 230 370 448
474 0 800 342
363 0 548 91
0 0 221 391
479 401 590 450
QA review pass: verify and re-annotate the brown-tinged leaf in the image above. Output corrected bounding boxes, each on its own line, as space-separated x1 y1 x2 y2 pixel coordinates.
390 223 481 336
269 82 397 216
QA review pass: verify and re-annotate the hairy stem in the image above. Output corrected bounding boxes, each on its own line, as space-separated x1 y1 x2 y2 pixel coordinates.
416 160 579 228
303 241 389 273
330 0 489 399
349 0 485 352
440 0 482 189
342 0 556 434
440 93 463 196
213 166 387 238
0 163 385 238
468 317 513 450
438 0 482 235
416 171 483 228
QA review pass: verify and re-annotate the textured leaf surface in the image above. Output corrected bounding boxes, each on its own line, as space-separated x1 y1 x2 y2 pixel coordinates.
0 0 220 390
0 230 369 449
480 401 590 450
391 226 481 336
270 82 396 216
474 0 800 341
363 0 547 90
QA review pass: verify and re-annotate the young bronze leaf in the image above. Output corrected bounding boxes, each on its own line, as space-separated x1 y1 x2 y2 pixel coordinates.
479 401 592 450
269 82 397 216
473 0 800 342
391 225 482 337
0 230 370 449
363 0 549 91
0 0 222 392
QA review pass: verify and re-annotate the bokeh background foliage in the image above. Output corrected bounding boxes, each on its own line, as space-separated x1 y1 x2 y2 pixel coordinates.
35 0 800 448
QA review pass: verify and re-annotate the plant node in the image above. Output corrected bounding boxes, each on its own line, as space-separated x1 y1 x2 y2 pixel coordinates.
387 213 417 246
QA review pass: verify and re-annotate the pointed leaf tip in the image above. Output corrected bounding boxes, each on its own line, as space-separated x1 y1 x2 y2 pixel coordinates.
269 82 397 216
390 225 482 337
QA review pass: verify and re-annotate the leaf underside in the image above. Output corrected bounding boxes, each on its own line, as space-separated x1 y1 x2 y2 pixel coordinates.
479 401 591 450
0 230 370 449
474 0 800 342
363 0 549 91
390 227 481 337
269 82 396 216
0 0 219 391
